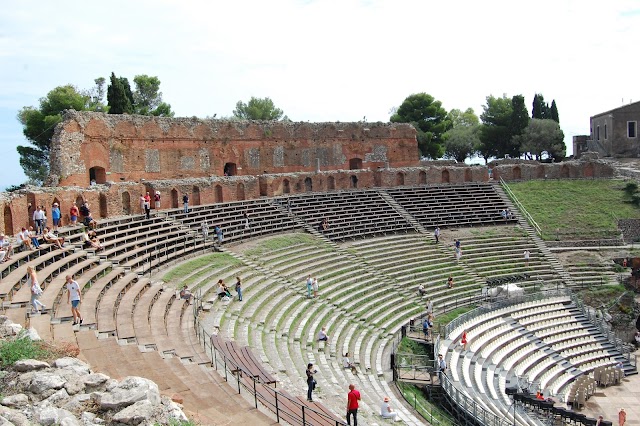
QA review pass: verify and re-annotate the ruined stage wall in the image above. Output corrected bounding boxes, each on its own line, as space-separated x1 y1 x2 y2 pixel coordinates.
49 111 419 187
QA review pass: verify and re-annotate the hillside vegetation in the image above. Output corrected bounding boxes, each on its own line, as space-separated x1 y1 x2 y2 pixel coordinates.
507 179 640 240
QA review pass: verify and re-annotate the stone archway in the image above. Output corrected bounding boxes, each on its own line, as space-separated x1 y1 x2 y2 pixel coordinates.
418 171 427 185
304 177 313 192
121 192 131 215
171 189 179 208
349 158 363 170
99 193 108 218
584 163 594 178
237 183 246 200
89 166 106 184
258 177 268 197
192 186 201 206
464 169 472 182
513 166 522 180
350 175 358 188
536 165 545 179
283 179 291 194
396 172 405 186
442 169 450 183
215 185 223 203
224 163 237 176
327 176 335 190
560 165 570 178
4 205 13 235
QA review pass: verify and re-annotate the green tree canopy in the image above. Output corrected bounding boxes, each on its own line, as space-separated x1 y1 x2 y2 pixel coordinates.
133 74 174 116
232 97 285 120
443 126 480 163
17 85 91 184
107 72 133 114
510 95 530 145
478 95 515 161
448 107 479 128
515 118 566 160
390 93 452 159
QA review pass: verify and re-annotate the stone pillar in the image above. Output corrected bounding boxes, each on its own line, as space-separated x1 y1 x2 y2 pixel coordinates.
316 158 320 173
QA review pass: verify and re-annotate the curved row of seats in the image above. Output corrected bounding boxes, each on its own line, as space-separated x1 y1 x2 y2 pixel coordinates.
439 296 632 425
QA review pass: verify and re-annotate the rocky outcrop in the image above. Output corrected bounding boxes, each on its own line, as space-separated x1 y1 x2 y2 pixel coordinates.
0 357 187 425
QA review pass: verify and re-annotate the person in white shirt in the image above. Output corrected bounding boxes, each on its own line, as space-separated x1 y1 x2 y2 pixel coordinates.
18 228 34 250
28 265 45 314
380 397 399 421
343 352 357 375
66 275 82 325
33 206 45 235
318 326 329 342
43 227 65 249
0 234 14 260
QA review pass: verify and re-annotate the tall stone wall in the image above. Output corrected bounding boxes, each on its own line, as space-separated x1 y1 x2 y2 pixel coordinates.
49 111 419 187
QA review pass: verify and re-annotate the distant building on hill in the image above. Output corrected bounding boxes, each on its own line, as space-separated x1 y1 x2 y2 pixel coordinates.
579 100 640 158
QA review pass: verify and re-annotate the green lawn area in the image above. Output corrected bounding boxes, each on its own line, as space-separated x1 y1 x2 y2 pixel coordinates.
507 179 640 240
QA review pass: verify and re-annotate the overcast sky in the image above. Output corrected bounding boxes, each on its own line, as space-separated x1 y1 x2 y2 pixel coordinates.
1 0 639 189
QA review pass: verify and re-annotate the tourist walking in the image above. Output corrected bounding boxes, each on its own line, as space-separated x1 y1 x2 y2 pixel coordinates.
312 277 319 298
306 275 313 298
201 221 209 241
214 224 223 245
524 250 530 267
434 226 440 243
66 275 82 325
154 191 161 209
619 408 626 426
346 384 361 426
235 276 243 301
28 266 45 314
306 363 317 401
51 202 61 232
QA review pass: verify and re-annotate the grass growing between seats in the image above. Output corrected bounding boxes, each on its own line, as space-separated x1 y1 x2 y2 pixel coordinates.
162 253 241 285
244 233 324 258
433 306 476 330
507 179 640 240
397 382 455 426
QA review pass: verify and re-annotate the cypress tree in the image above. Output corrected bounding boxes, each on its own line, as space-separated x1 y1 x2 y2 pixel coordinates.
550 100 560 123
532 94 544 119
107 72 133 114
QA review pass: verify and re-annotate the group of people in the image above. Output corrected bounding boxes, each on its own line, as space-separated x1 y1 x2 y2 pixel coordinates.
500 208 514 221
27 266 82 325
306 275 319 298
216 277 243 302
201 222 225 245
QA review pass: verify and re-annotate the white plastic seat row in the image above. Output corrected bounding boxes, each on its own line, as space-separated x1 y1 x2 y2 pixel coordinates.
525 315 576 332
510 303 563 320
492 336 530 364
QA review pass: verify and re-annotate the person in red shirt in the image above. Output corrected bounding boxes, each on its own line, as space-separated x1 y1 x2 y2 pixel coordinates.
346 383 361 426
69 203 79 226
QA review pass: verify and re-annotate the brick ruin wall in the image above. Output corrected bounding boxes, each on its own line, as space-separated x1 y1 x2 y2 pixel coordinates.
0 159 614 235
49 111 419 187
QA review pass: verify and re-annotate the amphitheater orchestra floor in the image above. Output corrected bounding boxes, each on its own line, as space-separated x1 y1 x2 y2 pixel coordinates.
581 368 640 424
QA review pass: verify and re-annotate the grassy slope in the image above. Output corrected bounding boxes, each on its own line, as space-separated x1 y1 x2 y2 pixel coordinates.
507 179 640 239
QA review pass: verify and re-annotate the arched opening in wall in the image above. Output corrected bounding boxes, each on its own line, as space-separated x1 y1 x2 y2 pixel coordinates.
89 166 106 185
536 165 545 179
441 169 450 183
373 172 382 187
215 185 223 203
224 163 237 176
396 172 405 186
513 166 522 180
258 177 268 197
560 165 570 178
350 175 358 188
237 183 246 200
584 163 594 178
349 158 363 170
4 206 13 235
52 197 61 209
99 193 108 218
419 171 427 185
327 176 336 190
192 186 201 205
283 179 291 194
171 189 179 208
75 195 85 208
464 168 472 182
121 192 131 215
304 177 313 192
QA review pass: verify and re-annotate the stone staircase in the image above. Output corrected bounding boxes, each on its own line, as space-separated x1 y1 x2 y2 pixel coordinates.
378 190 430 234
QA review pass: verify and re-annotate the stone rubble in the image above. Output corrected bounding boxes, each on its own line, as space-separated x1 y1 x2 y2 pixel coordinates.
0 316 188 425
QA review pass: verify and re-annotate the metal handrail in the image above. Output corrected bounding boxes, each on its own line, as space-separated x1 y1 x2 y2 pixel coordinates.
500 177 542 236
191 295 347 426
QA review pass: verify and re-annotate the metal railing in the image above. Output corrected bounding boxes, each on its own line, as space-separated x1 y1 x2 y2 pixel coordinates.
569 292 637 370
192 297 347 426
500 177 542 236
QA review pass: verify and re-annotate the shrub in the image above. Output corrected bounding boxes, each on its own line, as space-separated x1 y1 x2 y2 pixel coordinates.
0 332 49 368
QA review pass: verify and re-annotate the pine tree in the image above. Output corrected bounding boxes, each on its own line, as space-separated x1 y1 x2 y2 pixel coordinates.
550 100 560 123
107 72 133 114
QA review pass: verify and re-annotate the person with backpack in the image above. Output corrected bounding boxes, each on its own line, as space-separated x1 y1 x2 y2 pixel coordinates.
182 194 189 213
